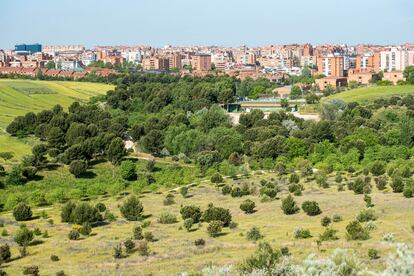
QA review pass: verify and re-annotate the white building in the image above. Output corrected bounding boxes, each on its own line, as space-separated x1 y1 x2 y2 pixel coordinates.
380 47 409 72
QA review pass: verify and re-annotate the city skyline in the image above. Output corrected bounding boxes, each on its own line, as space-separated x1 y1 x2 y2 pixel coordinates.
1 0 413 49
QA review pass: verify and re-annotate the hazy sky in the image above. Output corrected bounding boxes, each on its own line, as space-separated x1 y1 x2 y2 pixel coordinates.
0 0 413 49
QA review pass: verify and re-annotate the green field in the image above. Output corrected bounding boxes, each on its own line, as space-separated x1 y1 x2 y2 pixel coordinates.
0 169 413 275
327 85 414 103
0 79 114 161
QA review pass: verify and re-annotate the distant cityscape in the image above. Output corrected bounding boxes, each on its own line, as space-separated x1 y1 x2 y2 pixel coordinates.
1 42 413 91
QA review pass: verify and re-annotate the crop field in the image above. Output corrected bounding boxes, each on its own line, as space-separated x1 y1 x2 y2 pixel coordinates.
0 79 114 161
326 85 414 103
0 169 413 275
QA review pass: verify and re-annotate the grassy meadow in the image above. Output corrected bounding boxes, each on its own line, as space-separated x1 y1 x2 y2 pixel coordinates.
326 85 414 103
0 79 114 161
0 169 413 275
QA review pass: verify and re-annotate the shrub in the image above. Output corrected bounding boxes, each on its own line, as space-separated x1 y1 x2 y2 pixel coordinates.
403 179 414 198
238 242 281 274
374 177 386 191
368 248 380 259
120 196 144 221
23 266 39 276
371 161 385 176
119 160 137 180
332 214 342 222
146 160 155 172
183 218 194 232
229 221 238 229
50 255 60 262
180 186 188 198
70 203 103 225
69 160 87 177
288 183 302 194
0 230 6 237
144 231 154 242
275 162 287 175
0 244 11 263
221 185 232 195
79 222 92 236
56 271 66 276
95 203 106 212
124 239 135 254
13 202 32 221
289 173 300 184
194 238 205 246
163 193 175 205
391 174 404 193
14 226 33 246
202 204 232 226
240 199 256 214
113 243 123 259
321 216 332 227
207 221 223 237
383 233 395 242
352 177 365 194
335 172 343 183
260 187 278 199
356 209 377 222
158 212 177 224
42 230 49 238
346 221 369 240
301 201 322 216
231 186 242 197
246 227 263 241
104 211 116 222
365 221 377 231
319 227 338 241
180 205 202 223
137 241 149 256
364 194 374 207
133 225 143 240
280 246 289 256
315 172 328 188
211 173 223 184
68 230 80 240
60 201 76 222
281 195 299 215
293 227 312 239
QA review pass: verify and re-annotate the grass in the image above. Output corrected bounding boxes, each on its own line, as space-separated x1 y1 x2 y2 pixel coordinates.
326 85 414 103
0 171 413 275
0 79 114 161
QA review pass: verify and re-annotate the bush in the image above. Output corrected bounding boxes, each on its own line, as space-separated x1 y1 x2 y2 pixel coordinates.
383 233 395 242
137 241 149 256
281 195 299 215
391 174 404 193
146 160 155 172
231 186 242 197
280 246 289 256
180 205 202 223
133 225 143 240
120 196 144 221
95 203 106 212
221 185 232 195
321 216 332 227
79 222 92 236
319 227 338 241
0 244 11 263
260 187 278 199
144 231 154 242
275 162 287 175
356 209 377 222
246 227 263 241
68 230 80 240
163 193 175 205
335 172 343 183
183 218 194 232
180 186 188 198
289 173 300 184
23 266 39 276
238 242 281 274
368 248 380 259
194 238 205 246
158 212 177 224
207 221 223 237
240 199 256 214
333 214 342 222
301 201 322 216
346 221 369 240
124 239 135 254
351 177 365 194
60 201 76 223
104 211 116 222
33 228 41 236
293 227 312 239
69 160 87 177
211 173 223 184
202 204 232 226
50 255 60 261
56 271 66 276
371 161 385 176
113 243 123 259
13 202 32 221
14 226 33 246
119 160 136 180
315 172 328 188
70 203 103 225
403 179 414 198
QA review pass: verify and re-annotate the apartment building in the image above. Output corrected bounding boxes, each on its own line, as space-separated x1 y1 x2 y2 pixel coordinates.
380 48 409 72
316 55 344 77
142 57 169 71
168 53 182 70
192 54 211 71
356 52 380 73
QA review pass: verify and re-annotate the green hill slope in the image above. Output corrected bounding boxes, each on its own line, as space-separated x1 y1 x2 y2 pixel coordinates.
327 85 414 103
0 79 114 161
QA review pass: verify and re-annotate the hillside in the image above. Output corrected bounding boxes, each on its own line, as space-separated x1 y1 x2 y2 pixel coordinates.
0 79 114 161
327 85 414 103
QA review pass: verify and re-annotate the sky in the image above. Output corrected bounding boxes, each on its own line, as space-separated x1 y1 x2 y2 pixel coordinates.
0 0 413 49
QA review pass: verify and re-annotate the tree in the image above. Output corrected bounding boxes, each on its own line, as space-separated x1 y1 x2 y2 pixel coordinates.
183 218 194 232
346 220 369 240
202 204 232 226
0 244 11 264
180 205 202 223
371 161 385 176
119 160 137 180
246 227 263 241
13 202 32 221
210 173 223 184
14 226 34 247
124 239 135 254
133 225 143 240
301 201 322 216
69 160 88 177
120 196 144 221
403 66 414 84
61 201 76 223
5 165 25 186
70 203 103 224
207 221 223 237
106 138 126 165
240 199 256 214
281 195 299 215
238 242 281 274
